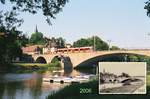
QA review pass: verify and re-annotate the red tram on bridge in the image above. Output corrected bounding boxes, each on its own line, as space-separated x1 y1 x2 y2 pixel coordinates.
56 46 93 53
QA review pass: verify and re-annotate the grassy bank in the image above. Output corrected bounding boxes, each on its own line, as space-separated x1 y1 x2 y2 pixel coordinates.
47 75 150 99
13 63 61 67
13 63 49 67
10 63 48 73
0 62 61 73
12 63 62 73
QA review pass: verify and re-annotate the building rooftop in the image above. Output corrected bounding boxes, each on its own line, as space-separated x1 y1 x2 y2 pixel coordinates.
22 45 41 53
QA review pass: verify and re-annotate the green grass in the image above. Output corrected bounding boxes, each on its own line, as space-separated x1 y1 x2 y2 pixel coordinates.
0 62 61 73
47 75 150 99
13 62 61 67
48 62 61 67
8 63 49 73
12 63 62 73
13 63 49 67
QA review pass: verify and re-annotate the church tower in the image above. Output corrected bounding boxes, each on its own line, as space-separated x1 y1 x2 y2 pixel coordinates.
35 25 38 33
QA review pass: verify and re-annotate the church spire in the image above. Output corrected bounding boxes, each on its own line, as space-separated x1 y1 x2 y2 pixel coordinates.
35 25 38 33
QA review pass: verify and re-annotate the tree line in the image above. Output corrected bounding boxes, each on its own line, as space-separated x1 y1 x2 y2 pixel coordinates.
24 31 120 51
73 36 119 51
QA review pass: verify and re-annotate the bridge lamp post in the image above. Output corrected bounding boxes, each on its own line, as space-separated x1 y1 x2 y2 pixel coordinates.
59 39 62 47
107 40 111 51
93 36 96 51
147 33 150 49
124 54 128 62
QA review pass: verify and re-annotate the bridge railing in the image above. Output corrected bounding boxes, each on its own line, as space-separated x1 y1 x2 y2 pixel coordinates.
33 48 150 55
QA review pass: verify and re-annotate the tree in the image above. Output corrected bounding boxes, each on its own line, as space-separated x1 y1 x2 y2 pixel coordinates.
91 36 109 50
30 32 46 45
0 14 29 63
0 0 69 25
0 9 29 64
0 27 23 63
17 34 29 47
73 36 109 51
73 38 89 47
128 55 139 62
110 46 120 50
145 0 150 17
56 37 66 48
0 11 23 30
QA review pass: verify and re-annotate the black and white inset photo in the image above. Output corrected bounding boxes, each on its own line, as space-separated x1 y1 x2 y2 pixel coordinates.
99 62 146 94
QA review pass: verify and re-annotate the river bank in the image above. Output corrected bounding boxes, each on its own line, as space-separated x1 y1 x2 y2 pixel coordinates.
0 63 61 73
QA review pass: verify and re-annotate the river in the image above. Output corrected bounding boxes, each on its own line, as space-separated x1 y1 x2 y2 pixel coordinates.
0 68 95 99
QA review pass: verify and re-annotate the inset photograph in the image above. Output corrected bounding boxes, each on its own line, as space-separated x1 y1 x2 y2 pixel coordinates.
99 62 146 94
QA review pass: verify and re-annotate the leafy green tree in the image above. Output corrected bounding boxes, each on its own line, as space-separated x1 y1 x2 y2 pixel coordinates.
30 32 46 45
0 0 69 25
91 36 109 50
17 34 29 47
56 37 66 48
0 11 28 63
0 11 23 30
73 36 109 51
73 38 89 47
145 0 150 17
110 46 120 50
128 55 139 62
0 27 22 63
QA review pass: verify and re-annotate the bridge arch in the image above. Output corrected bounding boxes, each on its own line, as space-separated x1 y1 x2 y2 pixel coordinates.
51 56 62 63
75 52 149 68
50 55 73 69
35 56 47 63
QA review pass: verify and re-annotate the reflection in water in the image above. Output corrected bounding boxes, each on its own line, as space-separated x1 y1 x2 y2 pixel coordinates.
0 69 94 99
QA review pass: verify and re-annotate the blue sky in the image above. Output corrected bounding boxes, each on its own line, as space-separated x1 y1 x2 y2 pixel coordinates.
1 0 150 49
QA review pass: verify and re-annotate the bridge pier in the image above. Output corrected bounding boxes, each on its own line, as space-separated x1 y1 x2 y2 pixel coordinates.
60 60 64 69
62 56 73 69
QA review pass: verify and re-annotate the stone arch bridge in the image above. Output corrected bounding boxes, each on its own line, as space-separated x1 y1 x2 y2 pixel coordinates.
32 50 150 68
